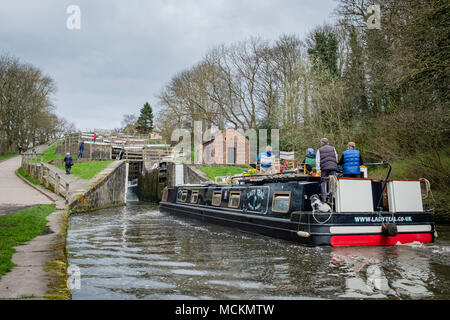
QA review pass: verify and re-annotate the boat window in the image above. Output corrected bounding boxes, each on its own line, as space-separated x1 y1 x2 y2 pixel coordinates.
228 191 241 208
180 190 188 202
212 191 222 206
190 191 199 204
272 192 291 213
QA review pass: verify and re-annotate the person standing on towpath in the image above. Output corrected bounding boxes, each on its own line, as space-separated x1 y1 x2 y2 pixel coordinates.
78 141 84 159
64 152 74 175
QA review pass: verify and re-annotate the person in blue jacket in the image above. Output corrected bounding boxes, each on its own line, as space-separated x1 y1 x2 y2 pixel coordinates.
338 141 363 178
256 146 275 173
78 141 84 159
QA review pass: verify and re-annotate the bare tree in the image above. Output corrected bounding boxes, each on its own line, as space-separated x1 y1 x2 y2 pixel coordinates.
0 54 61 153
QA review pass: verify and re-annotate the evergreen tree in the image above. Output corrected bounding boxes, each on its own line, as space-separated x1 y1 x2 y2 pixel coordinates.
307 28 339 77
136 102 154 134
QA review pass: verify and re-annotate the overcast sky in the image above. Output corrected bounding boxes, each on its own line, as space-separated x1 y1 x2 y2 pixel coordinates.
0 0 337 131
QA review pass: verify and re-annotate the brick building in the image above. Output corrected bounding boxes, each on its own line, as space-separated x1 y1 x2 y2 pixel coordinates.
202 128 250 165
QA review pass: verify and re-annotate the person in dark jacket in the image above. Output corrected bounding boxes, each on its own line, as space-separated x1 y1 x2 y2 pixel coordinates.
78 141 85 159
316 138 338 201
338 141 363 178
64 152 74 174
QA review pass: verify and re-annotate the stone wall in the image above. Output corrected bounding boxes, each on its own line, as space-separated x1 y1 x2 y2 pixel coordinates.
68 161 126 212
21 159 70 199
184 165 210 184
137 169 161 202
136 162 212 202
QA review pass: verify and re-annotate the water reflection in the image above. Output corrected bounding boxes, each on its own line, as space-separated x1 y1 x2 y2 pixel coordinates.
67 203 450 300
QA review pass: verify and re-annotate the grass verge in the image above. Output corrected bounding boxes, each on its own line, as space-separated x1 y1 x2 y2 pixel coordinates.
43 141 63 163
17 167 41 185
198 165 253 180
0 152 18 163
0 204 55 278
56 160 114 180
368 152 450 224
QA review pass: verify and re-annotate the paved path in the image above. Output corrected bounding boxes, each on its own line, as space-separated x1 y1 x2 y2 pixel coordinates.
0 209 65 299
0 153 53 214
0 146 67 299
0 150 122 299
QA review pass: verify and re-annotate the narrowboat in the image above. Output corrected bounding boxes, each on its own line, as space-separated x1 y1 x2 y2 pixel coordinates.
159 164 436 247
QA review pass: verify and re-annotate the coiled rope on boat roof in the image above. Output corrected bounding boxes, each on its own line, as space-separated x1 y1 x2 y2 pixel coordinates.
420 178 436 210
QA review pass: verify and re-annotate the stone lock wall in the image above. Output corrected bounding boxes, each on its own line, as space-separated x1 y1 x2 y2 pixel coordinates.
136 162 211 203
69 161 126 211
137 169 161 202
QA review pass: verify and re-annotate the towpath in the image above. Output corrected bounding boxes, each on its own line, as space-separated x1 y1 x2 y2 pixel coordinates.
0 147 67 299
0 146 53 215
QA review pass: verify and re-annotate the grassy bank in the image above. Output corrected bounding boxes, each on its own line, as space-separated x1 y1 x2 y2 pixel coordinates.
43 141 63 163
17 167 41 185
0 204 55 278
0 152 18 162
198 165 253 180
41 141 113 180
56 160 114 180
368 152 450 224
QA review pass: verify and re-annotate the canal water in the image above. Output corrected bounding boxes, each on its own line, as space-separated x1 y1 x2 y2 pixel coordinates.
67 202 450 300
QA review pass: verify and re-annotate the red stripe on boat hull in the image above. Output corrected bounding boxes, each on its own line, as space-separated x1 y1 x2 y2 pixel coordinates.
330 233 432 247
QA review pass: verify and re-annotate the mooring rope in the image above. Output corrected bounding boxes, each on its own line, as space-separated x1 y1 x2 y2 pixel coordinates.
420 178 436 210
312 207 333 224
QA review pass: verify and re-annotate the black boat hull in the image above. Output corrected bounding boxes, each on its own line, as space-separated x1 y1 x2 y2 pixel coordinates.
160 201 435 247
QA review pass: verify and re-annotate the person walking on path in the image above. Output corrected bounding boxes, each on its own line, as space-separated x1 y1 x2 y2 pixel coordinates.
78 141 85 158
64 152 74 175
316 138 338 201
93 132 97 143
338 141 363 178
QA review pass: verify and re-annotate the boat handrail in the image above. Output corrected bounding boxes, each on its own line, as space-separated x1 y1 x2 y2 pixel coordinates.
230 172 315 184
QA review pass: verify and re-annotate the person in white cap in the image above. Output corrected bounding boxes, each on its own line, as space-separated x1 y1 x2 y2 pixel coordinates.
63 152 74 175
257 146 275 174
